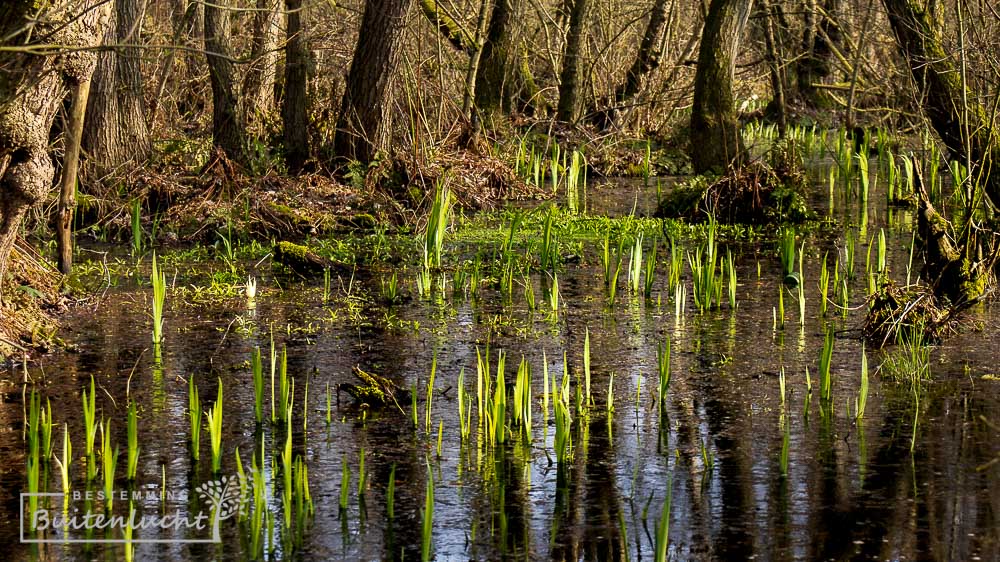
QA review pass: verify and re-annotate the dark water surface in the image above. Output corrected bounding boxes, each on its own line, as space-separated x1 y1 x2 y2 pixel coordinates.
2 175 999 561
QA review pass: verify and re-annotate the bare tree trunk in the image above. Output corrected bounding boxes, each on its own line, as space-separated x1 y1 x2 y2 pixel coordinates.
761 0 786 136
57 78 93 274
475 0 523 120
203 0 247 163
149 0 198 127
0 0 110 303
242 0 281 132
690 0 754 173
556 0 591 122
334 0 413 163
83 0 151 173
589 0 670 129
282 0 309 171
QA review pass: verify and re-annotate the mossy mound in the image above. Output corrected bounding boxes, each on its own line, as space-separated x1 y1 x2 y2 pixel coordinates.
656 160 810 224
862 278 962 347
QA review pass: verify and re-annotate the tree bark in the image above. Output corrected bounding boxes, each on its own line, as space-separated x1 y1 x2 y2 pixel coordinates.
556 0 592 122
796 0 842 104
282 0 309 171
882 0 999 205
334 0 413 163
475 0 523 120
690 0 754 174
589 0 671 130
0 0 110 302
203 0 247 164
83 0 152 173
242 0 281 132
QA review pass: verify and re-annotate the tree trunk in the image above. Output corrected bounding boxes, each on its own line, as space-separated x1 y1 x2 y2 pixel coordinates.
83 0 152 173
589 0 670 130
57 78 93 275
556 0 592 122
333 0 413 164
796 0 842 104
761 0 786 136
149 0 198 128
203 0 247 164
0 0 110 302
282 0 309 171
242 0 281 132
882 0 1000 206
474 0 523 120
690 0 753 174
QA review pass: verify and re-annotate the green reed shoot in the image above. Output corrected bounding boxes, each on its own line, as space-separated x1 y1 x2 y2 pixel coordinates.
856 347 869 421
387 463 396 518
188 375 201 461
425 353 437 432
628 233 643 294
779 227 796 276
126 400 138 480
857 153 870 200
381 271 399 303
281 416 293 527
56 423 71 494
277 345 290 423
411 382 418 429
524 275 536 311
101 420 119 510
667 236 682 294
358 446 367 495
541 351 550 424
436 421 443 459
657 340 671 415
554 371 572 461
877 228 886 273
819 253 830 316
840 278 850 318
797 279 806 326
151 254 166 343
654 476 673 562
207 381 223 473
701 437 714 473
644 239 658 298
251 346 264 424
584 328 592 406
606 373 615 415
547 273 560 313
844 230 856 280
819 327 834 402
541 207 557 270
779 367 786 405
82 375 98 474
420 463 435 562
491 357 507 445
726 249 737 308
339 458 350 511
424 183 452 269
776 284 785 330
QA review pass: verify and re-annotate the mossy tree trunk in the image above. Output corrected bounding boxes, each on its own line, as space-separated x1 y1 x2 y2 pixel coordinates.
0 0 110 303
690 0 754 174
882 0 999 303
556 0 592 122
282 0 310 171
334 0 413 164
882 0 999 206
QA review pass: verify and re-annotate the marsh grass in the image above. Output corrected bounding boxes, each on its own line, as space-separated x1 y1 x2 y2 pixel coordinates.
654 476 673 562
627 233 643 294
420 462 435 562
424 183 452 269
856 348 869 420
657 340 671 416
819 327 835 403
83 376 98 478
644 239 658 299
101 420 119 511
252 347 264 424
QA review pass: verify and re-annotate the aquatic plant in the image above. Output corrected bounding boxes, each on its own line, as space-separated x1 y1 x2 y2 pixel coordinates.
206 380 224 473
554 368 572 461
387 463 396 518
726 249 737 309
880 324 932 383
277 345 291 424
101 420 119 511
126 400 139 480
547 273 560 314
584 328 592 407
458 368 471 440
779 227 796 276
339 458 350 511
657 340 671 415
55 423 71 494
424 183 452 269
425 353 437 432
131 198 143 256
358 447 367 496
251 347 264 424
856 348 869 420
151 254 166 343
654 476 673 562
83 375 98 478
606 373 615 416
819 327 835 403
436 422 444 459
644 239 658 299
627 233 643 294
189 375 201 461
819 253 830 317
420 462 435 562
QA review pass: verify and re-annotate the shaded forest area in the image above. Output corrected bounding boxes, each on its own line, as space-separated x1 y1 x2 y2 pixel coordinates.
0 0 998 350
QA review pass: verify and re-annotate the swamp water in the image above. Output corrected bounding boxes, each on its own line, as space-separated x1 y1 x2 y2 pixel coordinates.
2 170 999 561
